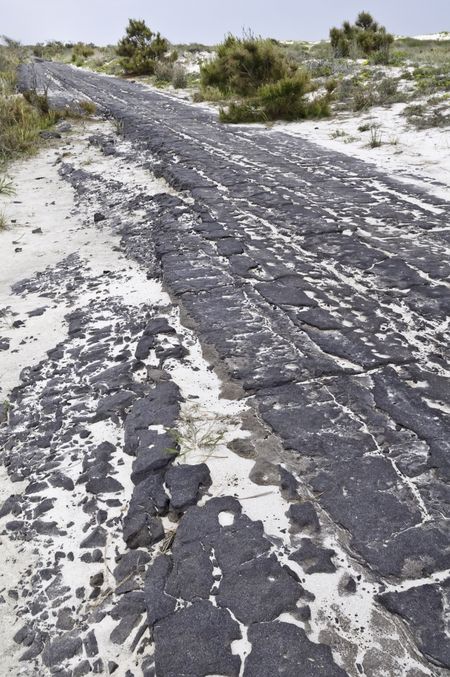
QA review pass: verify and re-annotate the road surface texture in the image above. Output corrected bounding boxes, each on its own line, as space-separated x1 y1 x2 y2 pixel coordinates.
2 60 448 675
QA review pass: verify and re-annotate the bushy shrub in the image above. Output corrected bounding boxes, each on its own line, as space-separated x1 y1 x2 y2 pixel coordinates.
377 77 398 101
220 101 264 124
154 61 174 83
404 102 450 129
352 88 374 111
201 33 291 96
0 39 64 169
325 78 339 94
193 86 225 103
78 100 97 115
32 41 66 60
116 19 169 75
23 88 50 114
71 42 95 63
220 73 330 124
330 12 393 63
172 65 188 89
0 96 60 166
258 72 312 120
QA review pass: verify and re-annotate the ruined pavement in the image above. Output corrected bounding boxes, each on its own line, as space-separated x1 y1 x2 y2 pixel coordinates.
0 60 448 675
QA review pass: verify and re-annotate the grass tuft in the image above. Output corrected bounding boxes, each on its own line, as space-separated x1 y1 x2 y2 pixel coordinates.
369 125 382 148
0 175 15 195
78 100 97 115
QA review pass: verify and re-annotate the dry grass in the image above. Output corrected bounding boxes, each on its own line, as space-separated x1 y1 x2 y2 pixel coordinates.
0 175 15 195
0 211 8 230
0 95 62 167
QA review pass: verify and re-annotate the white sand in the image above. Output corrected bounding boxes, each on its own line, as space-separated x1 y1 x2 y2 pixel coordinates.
274 102 450 201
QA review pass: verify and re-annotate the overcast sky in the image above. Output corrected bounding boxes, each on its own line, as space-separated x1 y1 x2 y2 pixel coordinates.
1 0 449 45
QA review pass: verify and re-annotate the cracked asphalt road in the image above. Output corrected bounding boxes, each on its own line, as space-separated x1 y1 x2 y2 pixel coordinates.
12 60 450 675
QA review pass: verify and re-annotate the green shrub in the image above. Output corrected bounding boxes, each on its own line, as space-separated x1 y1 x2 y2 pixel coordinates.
72 42 95 62
172 65 187 89
403 102 450 129
116 19 169 75
352 87 375 111
23 88 50 114
78 100 97 115
220 73 330 124
201 33 291 96
377 77 399 103
258 72 311 120
154 61 174 83
330 12 393 63
325 77 339 94
0 95 60 166
412 65 450 94
193 86 226 103
220 101 264 123
0 39 64 169
32 40 66 60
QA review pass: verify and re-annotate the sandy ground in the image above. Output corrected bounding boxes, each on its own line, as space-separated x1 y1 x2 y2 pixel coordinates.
274 102 450 201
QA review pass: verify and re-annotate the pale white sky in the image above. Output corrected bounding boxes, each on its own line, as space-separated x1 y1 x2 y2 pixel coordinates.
1 0 449 45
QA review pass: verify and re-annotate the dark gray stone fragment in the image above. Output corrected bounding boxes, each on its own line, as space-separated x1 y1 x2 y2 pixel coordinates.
95 390 136 420
42 632 82 667
244 621 348 676
165 540 214 602
378 582 450 668
0 494 22 517
216 238 244 257
311 454 424 576
113 550 151 584
0 338 10 352
123 511 164 549
135 334 155 360
173 497 270 575
86 476 123 494
110 614 141 644
256 275 318 308
49 473 75 491
128 472 169 515
144 555 176 627
89 573 103 588
124 382 181 454
217 554 302 624
279 466 299 500
154 601 241 677
83 630 98 658
143 318 176 336
288 502 320 533
131 432 175 484
73 660 91 676
40 130 61 139
289 539 336 574
5 520 25 531
80 527 107 549
34 497 55 517
110 591 146 619
165 463 211 511
20 635 45 661
56 608 75 631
